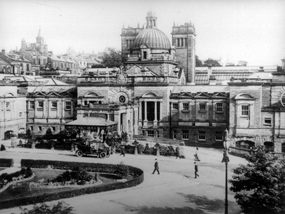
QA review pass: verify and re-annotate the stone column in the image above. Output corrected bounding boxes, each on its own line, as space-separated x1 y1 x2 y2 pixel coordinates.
236 103 240 128
144 101 148 127
154 101 157 127
249 104 254 128
139 100 142 127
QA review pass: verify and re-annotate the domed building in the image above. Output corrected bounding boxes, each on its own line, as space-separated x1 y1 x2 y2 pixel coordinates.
121 11 178 78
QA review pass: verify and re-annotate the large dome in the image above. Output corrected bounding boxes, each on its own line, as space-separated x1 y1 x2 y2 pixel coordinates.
132 28 171 49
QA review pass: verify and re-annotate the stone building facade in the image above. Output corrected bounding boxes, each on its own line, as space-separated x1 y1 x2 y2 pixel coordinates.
228 79 285 153
169 85 229 147
0 81 26 140
26 86 77 136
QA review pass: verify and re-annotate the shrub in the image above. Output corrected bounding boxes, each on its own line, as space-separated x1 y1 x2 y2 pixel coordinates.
0 159 13 167
20 201 74 214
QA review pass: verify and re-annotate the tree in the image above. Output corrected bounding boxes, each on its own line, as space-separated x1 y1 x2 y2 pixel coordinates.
195 55 203 67
20 201 74 214
229 146 285 214
203 58 221 67
101 48 122 67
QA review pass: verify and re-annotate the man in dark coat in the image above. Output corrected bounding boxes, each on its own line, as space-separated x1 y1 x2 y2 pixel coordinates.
194 162 199 178
152 159 160 175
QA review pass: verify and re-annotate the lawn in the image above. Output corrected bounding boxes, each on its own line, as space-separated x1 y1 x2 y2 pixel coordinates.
0 169 119 201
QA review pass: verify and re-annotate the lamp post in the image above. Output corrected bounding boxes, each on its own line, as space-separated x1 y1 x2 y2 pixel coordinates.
222 137 230 214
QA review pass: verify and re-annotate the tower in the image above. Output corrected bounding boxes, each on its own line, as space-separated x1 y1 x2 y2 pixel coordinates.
172 22 196 83
120 24 143 60
146 11 157 28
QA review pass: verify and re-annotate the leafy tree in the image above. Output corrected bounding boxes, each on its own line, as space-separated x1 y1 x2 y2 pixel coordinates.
20 201 74 214
203 58 221 67
101 48 122 67
230 146 285 214
195 55 203 67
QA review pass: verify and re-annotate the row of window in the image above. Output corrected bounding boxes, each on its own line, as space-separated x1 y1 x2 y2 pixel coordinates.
29 101 72 110
172 102 224 113
173 130 224 141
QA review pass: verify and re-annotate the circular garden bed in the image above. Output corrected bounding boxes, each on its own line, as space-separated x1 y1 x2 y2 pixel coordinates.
0 159 144 210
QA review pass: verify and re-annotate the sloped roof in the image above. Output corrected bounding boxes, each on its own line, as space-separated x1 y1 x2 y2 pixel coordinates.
66 117 117 127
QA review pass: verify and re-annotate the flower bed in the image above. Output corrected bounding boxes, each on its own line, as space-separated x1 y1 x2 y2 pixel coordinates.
0 168 33 191
0 159 13 167
0 160 144 209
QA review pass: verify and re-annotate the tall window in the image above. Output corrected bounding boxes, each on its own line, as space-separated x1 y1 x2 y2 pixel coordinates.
183 103 189 110
216 103 223 113
241 105 249 116
65 101 72 110
173 103 178 110
38 101 44 111
182 130 189 139
198 131 206 141
216 131 223 141
51 101 57 111
6 102 11 111
30 101 35 109
38 126 42 132
199 103 206 112
143 51 147 59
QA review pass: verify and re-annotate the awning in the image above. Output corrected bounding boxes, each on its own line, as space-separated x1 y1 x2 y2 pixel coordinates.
65 117 117 127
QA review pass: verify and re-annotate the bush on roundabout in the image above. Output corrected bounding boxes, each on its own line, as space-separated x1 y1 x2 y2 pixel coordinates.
0 159 144 210
0 159 14 167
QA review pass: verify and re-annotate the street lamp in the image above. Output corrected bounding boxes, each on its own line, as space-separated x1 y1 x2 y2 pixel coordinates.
222 134 230 214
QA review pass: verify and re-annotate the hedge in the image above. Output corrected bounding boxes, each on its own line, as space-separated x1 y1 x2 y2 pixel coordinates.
0 160 144 209
0 159 13 167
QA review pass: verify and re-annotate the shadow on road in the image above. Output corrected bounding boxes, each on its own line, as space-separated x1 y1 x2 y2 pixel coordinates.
178 193 241 214
126 206 205 214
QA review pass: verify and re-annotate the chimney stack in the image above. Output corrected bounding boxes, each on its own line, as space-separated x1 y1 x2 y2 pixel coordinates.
2 49 5 55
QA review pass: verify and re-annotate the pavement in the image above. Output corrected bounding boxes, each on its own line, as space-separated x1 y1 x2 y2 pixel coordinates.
0 140 247 214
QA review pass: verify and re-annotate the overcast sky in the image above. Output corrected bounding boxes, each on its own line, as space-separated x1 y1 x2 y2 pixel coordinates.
0 0 284 66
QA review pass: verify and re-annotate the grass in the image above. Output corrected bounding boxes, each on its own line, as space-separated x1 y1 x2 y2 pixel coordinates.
0 169 119 201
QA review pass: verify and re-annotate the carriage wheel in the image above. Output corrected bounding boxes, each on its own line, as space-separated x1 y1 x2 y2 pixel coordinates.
76 150 83 157
99 152 106 158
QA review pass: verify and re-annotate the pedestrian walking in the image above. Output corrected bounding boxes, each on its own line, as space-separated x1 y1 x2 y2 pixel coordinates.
152 159 160 175
194 162 199 178
176 147 181 159
194 147 200 161
120 145 125 157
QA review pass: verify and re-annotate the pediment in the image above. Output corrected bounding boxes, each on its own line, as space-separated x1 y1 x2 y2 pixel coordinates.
140 45 149 49
234 93 255 100
84 92 100 97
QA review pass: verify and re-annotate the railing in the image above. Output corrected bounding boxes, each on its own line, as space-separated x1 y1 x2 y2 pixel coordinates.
77 76 179 84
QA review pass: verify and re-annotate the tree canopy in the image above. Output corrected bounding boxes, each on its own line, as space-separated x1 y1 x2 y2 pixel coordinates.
100 48 123 68
229 146 285 214
203 58 221 67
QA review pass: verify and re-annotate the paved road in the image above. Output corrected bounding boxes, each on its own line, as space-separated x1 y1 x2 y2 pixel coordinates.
0 145 246 214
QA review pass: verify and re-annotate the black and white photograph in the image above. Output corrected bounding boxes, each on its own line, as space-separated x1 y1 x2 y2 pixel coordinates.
0 0 285 213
